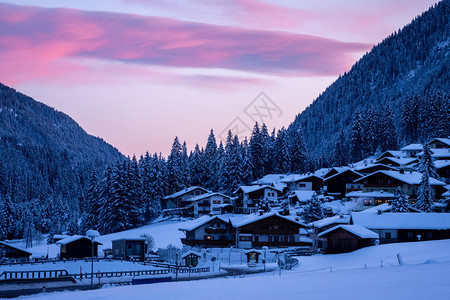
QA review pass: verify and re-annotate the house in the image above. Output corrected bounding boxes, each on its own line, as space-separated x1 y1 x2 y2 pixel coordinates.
179 215 235 248
162 186 209 209
231 213 310 249
309 215 350 250
56 235 102 259
181 251 202 267
429 138 450 149
354 170 446 200
375 157 419 168
353 163 398 175
184 192 232 217
435 161 450 184
112 238 146 261
288 190 317 205
376 150 404 161
324 169 363 198
318 225 379 253
400 143 423 158
417 149 450 161
281 174 324 192
351 212 450 244
345 190 396 206
0 241 32 263
322 167 351 179
179 212 311 249
234 185 282 214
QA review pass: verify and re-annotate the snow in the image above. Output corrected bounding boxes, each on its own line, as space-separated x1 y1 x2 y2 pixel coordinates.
0 241 32 255
163 186 209 199
180 251 201 259
435 160 450 169
375 150 403 160
280 173 322 183
359 203 392 213
288 190 316 203
20 239 450 300
309 215 350 228
323 169 362 181
318 224 379 239
418 149 450 159
355 170 446 186
351 212 450 229
183 192 230 202
252 174 294 185
377 156 419 166
234 185 282 194
346 190 395 198
56 236 98 246
431 137 450 147
400 143 423 151
178 215 227 232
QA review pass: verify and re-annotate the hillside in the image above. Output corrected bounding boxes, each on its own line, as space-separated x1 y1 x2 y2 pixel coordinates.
289 0 449 161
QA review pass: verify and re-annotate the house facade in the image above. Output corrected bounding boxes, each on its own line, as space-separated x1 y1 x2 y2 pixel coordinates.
318 225 379 253
179 216 235 248
56 236 102 259
112 238 146 261
162 186 209 209
0 241 31 263
186 193 232 217
324 169 363 198
234 185 281 214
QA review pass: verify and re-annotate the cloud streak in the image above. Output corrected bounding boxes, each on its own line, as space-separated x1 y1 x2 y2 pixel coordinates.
0 2 371 85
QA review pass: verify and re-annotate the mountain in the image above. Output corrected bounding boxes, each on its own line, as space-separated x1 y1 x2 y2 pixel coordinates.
289 0 449 163
0 82 123 239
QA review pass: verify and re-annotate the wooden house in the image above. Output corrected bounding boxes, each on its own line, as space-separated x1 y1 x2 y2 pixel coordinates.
353 163 398 175
436 161 450 184
184 192 232 218
162 186 209 209
324 169 363 198
351 212 450 244
375 157 419 168
112 238 146 261
181 251 201 267
234 185 282 214
429 138 450 149
56 235 102 259
318 225 379 253
400 143 423 158
281 174 324 192
0 241 32 263
375 150 403 161
179 215 235 248
288 190 317 205
309 215 350 250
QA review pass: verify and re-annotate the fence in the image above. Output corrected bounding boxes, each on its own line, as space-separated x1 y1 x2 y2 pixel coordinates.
0 269 69 280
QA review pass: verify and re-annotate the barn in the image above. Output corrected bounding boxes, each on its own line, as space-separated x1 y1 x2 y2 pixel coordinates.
318 225 379 253
56 235 102 259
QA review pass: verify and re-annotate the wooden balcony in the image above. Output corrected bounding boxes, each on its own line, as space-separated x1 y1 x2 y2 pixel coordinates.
252 241 312 248
181 239 234 247
204 228 228 234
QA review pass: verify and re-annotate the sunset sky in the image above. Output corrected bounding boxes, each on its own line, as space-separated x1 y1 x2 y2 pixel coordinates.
0 0 440 156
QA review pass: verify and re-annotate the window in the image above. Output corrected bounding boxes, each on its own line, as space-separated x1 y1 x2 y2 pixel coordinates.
213 200 221 204
427 232 432 239
274 236 279 242
299 183 306 188
239 236 252 241
290 236 295 242
385 232 391 239
204 235 212 240
268 236 273 242
254 236 259 242
408 232 413 238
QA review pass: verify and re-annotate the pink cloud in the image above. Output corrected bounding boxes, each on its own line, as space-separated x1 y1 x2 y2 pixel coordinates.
0 3 370 85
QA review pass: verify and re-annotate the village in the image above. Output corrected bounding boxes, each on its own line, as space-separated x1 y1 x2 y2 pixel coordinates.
1 137 449 297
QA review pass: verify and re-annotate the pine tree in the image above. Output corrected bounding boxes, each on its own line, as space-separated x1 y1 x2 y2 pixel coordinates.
273 128 291 173
350 108 365 162
303 193 323 223
416 142 438 212
240 138 253 185
380 104 398 151
257 197 271 213
204 129 219 190
249 123 264 180
363 106 378 155
0 195 16 240
391 187 409 212
167 137 185 193
333 130 348 166
290 125 308 174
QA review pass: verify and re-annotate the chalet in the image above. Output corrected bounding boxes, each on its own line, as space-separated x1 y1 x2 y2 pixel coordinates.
181 251 202 267
309 215 350 250
401 143 423 158
429 138 450 149
353 163 398 175
324 169 363 198
345 190 396 206
288 190 317 205
0 241 32 263
354 170 446 200
231 213 310 249
179 215 235 248
322 167 350 179
376 157 419 168
56 235 102 259
376 150 403 161
318 225 379 253
351 212 450 244
179 212 311 249
281 174 324 191
185 192 232 217
234 185 282 214
162 186 209 209
112 238 146 261
436 161 450 184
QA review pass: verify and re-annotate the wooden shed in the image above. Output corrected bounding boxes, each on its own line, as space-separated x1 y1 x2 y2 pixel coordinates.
56 235 102 259
0 241 32 263
181 250 202 267
318 225 379 254
244 249 262 264
112 238 146 261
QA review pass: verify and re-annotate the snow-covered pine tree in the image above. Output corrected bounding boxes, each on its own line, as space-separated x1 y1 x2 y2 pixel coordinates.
257 197 271 213
273 127 291 173
261 124 274 174
416 142 438 212
380 104 398 151
83 170 100 230
289 125 308 174
240 138 253 185
303 193 324 223
167 137 185 193
391 187 409 212
249 123 264 180
363 106 378 156
204 129 219 190
0 195 16 240
350 108 365 162
280 198 290 216
333 130 348 167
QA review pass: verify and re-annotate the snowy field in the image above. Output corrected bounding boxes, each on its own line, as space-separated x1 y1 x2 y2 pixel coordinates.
17 239 450 300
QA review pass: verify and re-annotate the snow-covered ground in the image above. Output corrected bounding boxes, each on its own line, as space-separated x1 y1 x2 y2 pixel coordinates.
17 239 450 300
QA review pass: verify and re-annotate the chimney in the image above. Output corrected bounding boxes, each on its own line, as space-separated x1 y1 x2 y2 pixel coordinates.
339 215 344 219
399 168 405 174
377 209 382 215
258 209 264 216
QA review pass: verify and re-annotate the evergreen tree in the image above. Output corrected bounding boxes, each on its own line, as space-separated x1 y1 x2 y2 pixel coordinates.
204 130 219 190
0 195 16 240
391 187 409 212
273 128 291 173
350 108 365 161
289 125 308 173
167 137 185 193
240 138 253 185
380 104 398 151
416 142 438 212
303 194 324 223
249 123 264 180
333 130 348 166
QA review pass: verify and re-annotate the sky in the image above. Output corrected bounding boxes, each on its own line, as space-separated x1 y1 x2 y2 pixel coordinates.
0 0 441 157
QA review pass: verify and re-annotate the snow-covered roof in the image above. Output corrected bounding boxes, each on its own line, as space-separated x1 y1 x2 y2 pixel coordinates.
360 203 392 213
418 149 450 159
252 174 295 185
181 250 202 258
272 183 287 191
234 185 282 194
430 138 450 147
111 237 146 242
178 215 230 232
377 157 419 166
184 192 231 202
53 234 70 240
163 186 209 199
0 241 32 255
309 215 350 228
56 235 102 245
288 190 317 203
314 168 330 178
280 173 323 183
323 167 350 178
376 150 403 161
346 191 395 198
353 163 397 172
244 249 262 254
355 170 446 186
318 225 379 239
351 212 450 230
324 169 363 181
229 212 308 228
401 143 423 151
350 158 377 168
443 191 450 197
435 160 450 169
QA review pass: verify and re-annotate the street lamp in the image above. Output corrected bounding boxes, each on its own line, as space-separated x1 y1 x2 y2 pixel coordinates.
86 229 100 289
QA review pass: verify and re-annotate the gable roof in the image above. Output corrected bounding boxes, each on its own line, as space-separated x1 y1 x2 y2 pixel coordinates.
435 160 450 169
0 241 32 255
351 212 450 230
56 235 102 245
353 163 398 173
318 225 379 239
178 215 231 232
430 138 450 147
309 215 350 228
234 185 282 194
346 190 395 198
184 192 231 202
376 150 403 161
163 186 209 200
377 157 419 166
288 190 317 203
181 250 202 259
229 212 308 228
280 173 323 183
324 169 363 182
252 174 295 185
400 143 423 151
355 170 446 186
418 149 450 159
323 167 350 179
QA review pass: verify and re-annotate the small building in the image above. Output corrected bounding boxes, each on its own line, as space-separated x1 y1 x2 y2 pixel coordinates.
244 249 262 264
324 169 363 198
234 185 282 214
353 163 398 175
112 238 146 261
429 138 450 149
309 215 350 250
56 236 102 259
417 149 450 161
400 143 423 158
181 251 201 267
375 157 419 168
288 190 317 206
435 160 450 184
185 192 231 217
318 225 379 253
345 190 396 206
376 150 404 161
162 186 209 209
0 241 32 263
281 174 324 192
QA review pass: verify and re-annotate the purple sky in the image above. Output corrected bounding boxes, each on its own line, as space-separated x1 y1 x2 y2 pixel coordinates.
0 0 440 156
